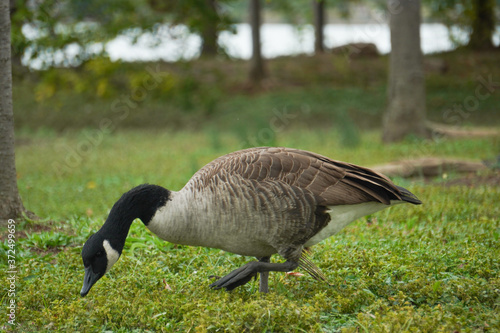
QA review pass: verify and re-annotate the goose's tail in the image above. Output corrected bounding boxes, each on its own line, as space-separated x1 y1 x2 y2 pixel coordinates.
396 186 422 205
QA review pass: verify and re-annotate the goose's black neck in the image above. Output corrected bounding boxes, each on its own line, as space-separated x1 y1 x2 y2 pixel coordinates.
98 184 170 252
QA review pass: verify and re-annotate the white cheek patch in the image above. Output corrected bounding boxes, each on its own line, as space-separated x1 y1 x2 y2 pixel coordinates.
103 240 120 273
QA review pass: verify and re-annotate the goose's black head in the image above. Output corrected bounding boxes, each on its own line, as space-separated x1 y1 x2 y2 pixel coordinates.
80 233 120 297
80 184 170 297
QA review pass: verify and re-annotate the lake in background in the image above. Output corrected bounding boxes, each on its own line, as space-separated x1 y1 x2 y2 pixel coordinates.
25 23 500 68
106 23 500 61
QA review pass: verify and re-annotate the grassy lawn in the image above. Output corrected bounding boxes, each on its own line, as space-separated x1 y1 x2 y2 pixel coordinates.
2 129 499 332
12 50 500 132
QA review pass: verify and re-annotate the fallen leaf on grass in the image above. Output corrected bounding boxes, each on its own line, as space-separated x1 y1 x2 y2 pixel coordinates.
163 278 173 291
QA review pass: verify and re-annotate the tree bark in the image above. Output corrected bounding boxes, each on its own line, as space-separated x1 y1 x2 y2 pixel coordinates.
200 0 219 57
8 0 25 76
248 0 266 83
383 0 428 143
0 0 29 224
468 0 495 50
313 0 325 53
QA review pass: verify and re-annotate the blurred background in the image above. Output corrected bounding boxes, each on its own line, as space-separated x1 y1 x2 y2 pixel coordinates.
6 0 500 217
10 0 500 135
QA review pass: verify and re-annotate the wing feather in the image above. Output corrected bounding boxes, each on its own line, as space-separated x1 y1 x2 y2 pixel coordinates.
186 147 418 206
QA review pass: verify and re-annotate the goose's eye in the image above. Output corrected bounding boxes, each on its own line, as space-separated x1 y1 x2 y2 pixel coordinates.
95 251 104 257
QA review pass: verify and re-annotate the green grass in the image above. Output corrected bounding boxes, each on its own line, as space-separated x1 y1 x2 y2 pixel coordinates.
2 129 499 332
12 50 500 132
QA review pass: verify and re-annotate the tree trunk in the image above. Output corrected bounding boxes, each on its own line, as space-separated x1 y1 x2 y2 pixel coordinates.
313 0 325 53
0 0 29 224
248 0 266 83
468 0 495 50
383 0 427 143
9 0 25 76
200 0 219 57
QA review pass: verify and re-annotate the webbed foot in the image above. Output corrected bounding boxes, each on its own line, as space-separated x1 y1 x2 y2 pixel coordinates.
209 262 259 291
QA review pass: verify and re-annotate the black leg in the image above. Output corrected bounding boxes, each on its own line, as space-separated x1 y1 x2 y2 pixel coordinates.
258 257 270 293
210 260 299 291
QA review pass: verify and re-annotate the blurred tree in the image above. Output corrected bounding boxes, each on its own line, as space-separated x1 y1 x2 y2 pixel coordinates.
200 0 219 56
383 0 428 142
10 0 162 69
313 0 325 53
249 0 266 82
468 0 496 49
424 0 497 50
0 0 33 223
149 0 236 57
10 0 236 70
268 0 356 55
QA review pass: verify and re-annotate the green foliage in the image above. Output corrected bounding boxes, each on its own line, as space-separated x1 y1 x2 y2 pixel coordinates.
22 232 74 250
423 0 498 48
13 50 500 135
10 0 163 68
151 0 237 38
10 0 237 69
33 58 178 101
2 128 499 331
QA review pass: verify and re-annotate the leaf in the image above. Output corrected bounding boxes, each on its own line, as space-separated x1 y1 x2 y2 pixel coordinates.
163 279 173 291
432 281 442 293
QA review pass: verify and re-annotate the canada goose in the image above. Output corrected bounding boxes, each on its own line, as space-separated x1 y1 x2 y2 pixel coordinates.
80 147 421 296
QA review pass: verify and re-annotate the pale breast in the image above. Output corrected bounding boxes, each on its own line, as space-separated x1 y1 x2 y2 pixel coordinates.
305 200 402 246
